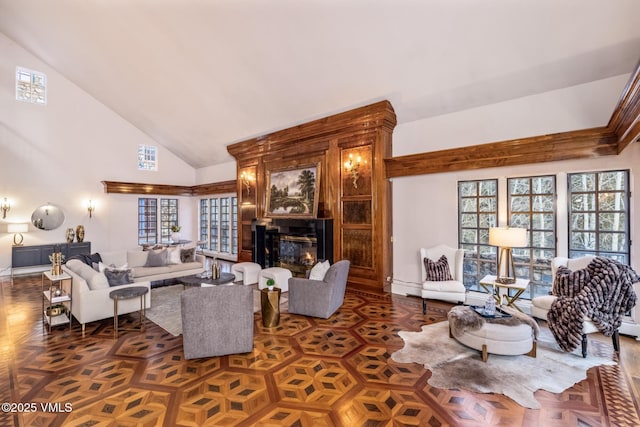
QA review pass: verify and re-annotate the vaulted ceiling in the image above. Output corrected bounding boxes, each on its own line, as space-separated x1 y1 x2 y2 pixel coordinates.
1 0 639 168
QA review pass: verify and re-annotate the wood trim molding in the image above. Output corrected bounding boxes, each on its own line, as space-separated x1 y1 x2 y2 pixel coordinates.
227 100 397 161
191 180 237 196
102 180 236 196
608 61 640 153
384 127 618 178
384 62 640 179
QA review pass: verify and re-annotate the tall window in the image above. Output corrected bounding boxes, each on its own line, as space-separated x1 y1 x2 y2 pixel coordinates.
458 180 498 291
210 198 219 251
138 198 157 245
16 67 46 105
138 145 158 171
200 196 238 256
508 175 556 299
160 199 178 243
568 170 630 264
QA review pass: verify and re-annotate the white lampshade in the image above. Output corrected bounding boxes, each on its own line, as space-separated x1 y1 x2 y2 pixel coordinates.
7 223 29 233
489 227 527 248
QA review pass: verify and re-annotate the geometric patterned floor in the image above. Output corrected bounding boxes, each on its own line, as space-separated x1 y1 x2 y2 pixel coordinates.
1 274 639 426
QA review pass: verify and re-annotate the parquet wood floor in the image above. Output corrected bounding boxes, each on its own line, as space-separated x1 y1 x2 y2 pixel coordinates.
1 274 639 426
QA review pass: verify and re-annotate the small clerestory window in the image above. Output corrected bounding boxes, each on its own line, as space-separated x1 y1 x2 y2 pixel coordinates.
16 66 46 105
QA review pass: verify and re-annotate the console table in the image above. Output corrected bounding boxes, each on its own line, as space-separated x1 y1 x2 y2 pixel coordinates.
12 242 91 278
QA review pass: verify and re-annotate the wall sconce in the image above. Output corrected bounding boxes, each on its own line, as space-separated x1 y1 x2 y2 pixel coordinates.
240 171 255 195
87 200 95 218
7 223 28 246
1 198 10 219
344 154 364 189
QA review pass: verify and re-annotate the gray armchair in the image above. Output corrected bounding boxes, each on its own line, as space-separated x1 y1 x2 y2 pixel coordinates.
181 285 254 359
288 260 350 319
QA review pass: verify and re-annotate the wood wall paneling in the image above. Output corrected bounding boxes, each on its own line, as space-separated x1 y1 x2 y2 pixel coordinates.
228 101 397 291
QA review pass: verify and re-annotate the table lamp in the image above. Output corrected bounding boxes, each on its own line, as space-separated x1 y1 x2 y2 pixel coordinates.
8 223 29 246
489 227 527 284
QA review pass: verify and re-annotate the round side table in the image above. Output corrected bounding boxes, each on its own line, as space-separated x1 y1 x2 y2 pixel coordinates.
260 287 281 328
109 286 149 338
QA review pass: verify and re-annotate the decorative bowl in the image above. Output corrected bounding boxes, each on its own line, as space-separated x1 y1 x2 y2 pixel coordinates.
46 305 65 317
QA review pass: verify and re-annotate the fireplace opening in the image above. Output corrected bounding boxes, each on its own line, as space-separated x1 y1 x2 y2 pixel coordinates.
252 218 333 277
279 235 317 277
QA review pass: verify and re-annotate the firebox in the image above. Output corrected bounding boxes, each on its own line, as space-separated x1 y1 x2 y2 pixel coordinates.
252 218 333 277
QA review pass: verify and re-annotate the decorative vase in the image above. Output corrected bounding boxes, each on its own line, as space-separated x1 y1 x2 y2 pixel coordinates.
65 228 75 243
171 232 181 242
211 260 220 279
50 252 63 275
76 225 85 242
484 293 496 316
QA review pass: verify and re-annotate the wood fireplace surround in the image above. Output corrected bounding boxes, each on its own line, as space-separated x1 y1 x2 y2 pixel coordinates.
228 101 396 291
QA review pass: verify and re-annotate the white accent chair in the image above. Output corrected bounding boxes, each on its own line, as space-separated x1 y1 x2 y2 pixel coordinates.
231 262 262 285
530 255 620 357
258 267 292 292
420 245 466 314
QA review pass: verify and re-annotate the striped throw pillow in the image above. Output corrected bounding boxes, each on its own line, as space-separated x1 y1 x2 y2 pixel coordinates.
424 255 454 281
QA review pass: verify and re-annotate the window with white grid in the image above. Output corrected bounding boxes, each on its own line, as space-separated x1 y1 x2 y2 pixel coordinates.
16 67 46 105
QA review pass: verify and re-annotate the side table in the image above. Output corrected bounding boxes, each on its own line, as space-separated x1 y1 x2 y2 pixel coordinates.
479 274 530 312
260 287 281 328
109 286 149 338
42 271 73 333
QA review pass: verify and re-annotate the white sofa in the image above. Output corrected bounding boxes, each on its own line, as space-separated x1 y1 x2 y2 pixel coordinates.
99 249 205 283
63 248 205 332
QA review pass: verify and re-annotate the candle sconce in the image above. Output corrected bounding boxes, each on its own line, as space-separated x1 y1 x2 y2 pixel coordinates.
240 171 255 195
1 197 10 219
344 154 365 189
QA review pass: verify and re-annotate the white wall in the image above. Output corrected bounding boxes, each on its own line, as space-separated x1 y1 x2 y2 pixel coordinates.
0 33 196 272
391 74 640 294
196 160 236 184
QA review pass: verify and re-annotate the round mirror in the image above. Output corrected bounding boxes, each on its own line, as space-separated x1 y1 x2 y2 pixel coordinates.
31 203 65 230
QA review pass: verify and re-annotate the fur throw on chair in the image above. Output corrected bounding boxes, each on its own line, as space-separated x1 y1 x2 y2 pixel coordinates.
547 257 639 352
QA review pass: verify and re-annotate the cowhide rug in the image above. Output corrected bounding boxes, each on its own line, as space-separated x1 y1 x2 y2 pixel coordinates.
145 285 287 336
391 321 616 409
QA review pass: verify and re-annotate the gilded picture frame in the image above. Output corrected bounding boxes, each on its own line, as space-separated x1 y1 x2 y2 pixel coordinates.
265 163 320 218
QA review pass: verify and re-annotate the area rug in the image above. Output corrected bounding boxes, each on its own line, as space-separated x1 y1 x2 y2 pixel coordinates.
390 321 616 409
145 285 287 336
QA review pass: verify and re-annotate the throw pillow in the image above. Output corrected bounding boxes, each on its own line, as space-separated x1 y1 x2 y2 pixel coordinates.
554 265 590 298
127 250 149 268
167 246 182 265
424 255 454 281
104 268 133 287
180 247 196 263
97 261 128 273
145 249 168 267
309 260 331 280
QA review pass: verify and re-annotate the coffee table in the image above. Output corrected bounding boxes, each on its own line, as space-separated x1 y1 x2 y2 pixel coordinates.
178 272 236 287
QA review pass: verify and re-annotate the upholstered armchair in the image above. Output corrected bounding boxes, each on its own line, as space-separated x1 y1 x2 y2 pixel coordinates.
420 245 466 314
288 260 350 319
531 255 638 357
181 285 254 359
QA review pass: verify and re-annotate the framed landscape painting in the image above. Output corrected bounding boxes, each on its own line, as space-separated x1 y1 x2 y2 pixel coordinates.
266 163 320 218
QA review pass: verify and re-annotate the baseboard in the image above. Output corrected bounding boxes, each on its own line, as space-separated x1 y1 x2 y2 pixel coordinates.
391 280 421 297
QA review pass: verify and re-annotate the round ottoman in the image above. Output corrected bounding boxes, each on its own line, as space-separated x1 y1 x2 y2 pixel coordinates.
448 305 537 362
231 262 262 285
258 267 292 292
